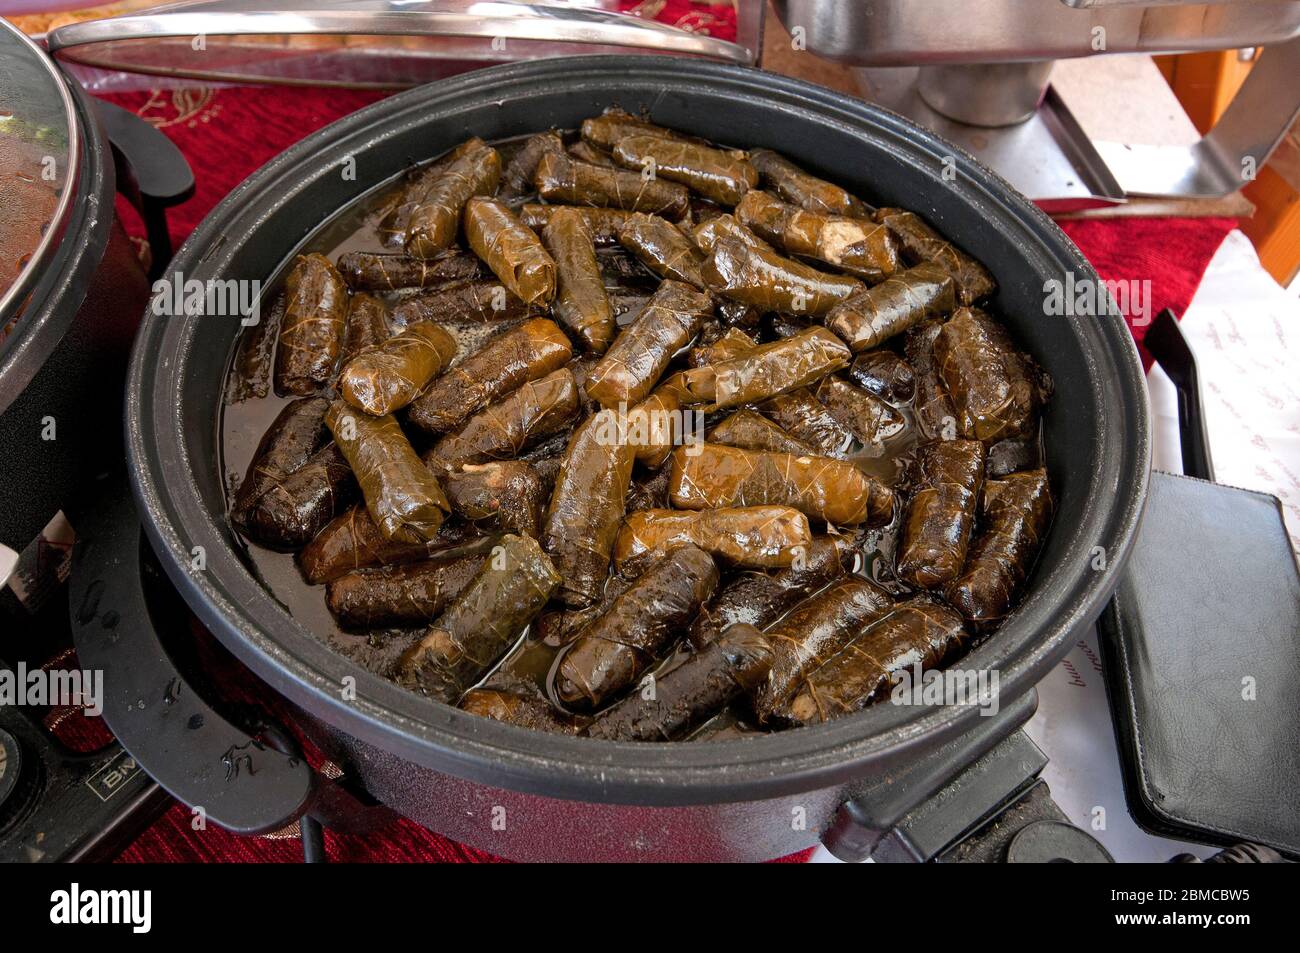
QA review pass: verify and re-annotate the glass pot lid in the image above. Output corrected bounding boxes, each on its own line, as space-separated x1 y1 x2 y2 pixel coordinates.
46 0 756 89
0 18 79 328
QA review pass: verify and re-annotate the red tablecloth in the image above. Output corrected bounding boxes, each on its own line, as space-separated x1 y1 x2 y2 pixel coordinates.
95 69 1235 863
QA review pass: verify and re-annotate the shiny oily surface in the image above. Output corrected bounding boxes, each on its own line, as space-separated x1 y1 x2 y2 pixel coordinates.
221 121 1052 743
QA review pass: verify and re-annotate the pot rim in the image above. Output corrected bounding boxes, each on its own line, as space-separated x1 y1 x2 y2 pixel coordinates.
126 55 1150 806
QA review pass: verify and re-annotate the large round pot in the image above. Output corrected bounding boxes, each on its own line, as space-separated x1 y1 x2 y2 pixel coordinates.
124 56 1148 861
0 20 145 608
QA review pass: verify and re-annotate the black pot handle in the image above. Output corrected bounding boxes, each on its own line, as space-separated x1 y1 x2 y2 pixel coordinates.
68 476 314 836
821 689 1044 861
91 97 195 282
1143 308 1214 481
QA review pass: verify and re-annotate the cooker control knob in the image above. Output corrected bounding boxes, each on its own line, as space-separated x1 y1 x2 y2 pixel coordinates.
1006 820 1113 864
0 728 24 830
0 727 43 837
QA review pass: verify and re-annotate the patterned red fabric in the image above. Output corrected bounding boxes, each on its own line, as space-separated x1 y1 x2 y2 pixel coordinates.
1058 217 1238 368
89 34 1232 862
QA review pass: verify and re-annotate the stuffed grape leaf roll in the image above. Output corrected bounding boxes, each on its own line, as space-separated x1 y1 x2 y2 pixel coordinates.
585 280 712 408
903 318 959 442
423 368 580 472
541 408 637 607
708 409 817 457
443 460 547 538
616 212 708 289
688 536 848 649
847 349 916 405
500 130 565 200
534 152 690 219
948 469 1052 625
610 135 758 206
463 196 556 306
614 505 813 573
460 679 577 734
781 597 968 727
396 534 560 701
750 577 894 723
668 444 894 527
580 108 695 151
521 204 633 246
541 207 616 353
759 388 856 459
406 317 572 436
339 321 455 417
405 141 501 259
337 292 391 367
325 552 484 629
735 190 899 282
898 439 985 589
274 253 349 396
337 249 485 292
691 214 774 255
585 623 774 741
326 400 450 544
825 261 955 353
376 137 487 247
814 377 907 447
297 504 491 585
242 442 356 550
677 326 850 410
933 307 1045 443
554 544 718 711
703 237 863 317
875 208 995 305
749 149 873 219
226 293 281 403
624 387 693 468
689 327 757 368
568 140 615 167
231 396 329 527
390 280 531 329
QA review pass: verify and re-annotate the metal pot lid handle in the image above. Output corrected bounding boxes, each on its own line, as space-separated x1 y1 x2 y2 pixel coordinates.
47 0 756 88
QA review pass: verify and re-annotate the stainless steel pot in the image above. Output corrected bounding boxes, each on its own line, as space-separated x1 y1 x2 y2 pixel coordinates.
94 56 1148 861
0 20 191 616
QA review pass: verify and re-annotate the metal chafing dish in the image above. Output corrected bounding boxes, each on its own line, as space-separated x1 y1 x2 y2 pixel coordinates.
769 0 1300 205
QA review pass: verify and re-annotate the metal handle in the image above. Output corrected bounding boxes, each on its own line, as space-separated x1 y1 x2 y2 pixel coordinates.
48 0 758 83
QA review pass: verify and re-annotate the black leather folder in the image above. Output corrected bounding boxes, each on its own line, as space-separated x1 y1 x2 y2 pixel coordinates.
1098 311 1300 857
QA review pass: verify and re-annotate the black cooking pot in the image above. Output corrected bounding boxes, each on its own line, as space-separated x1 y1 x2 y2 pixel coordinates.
0 21 191 615
104 57 1148 861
